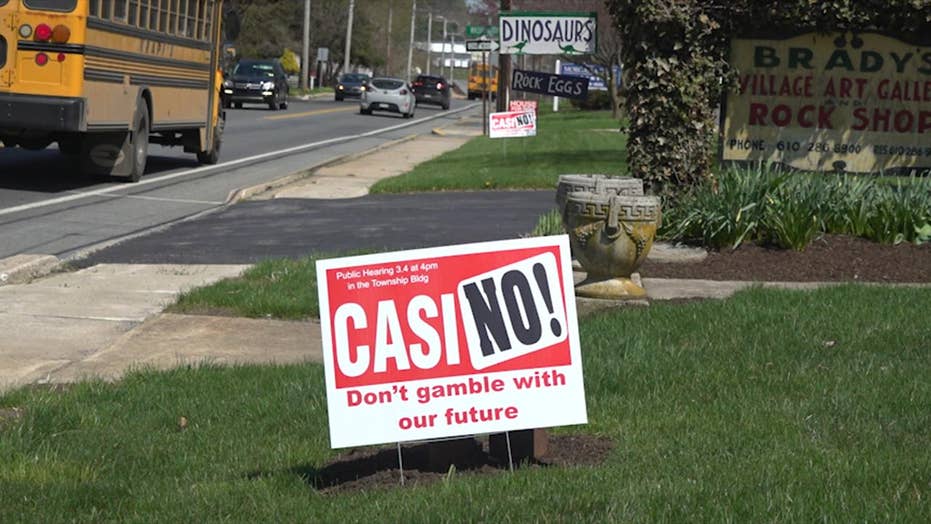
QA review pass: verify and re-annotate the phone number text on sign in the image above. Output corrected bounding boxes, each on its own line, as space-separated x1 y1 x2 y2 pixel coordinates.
316 236 587 448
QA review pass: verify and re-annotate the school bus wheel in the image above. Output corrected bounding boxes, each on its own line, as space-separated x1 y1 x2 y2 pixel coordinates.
197 115 224 165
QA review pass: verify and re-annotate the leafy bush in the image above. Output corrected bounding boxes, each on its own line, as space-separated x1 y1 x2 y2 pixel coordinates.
570 91 619 111
279 48 300 75
531 208 564 237
866 178 931 244
661 164 786 249
762 177 824 250
663 168 931 250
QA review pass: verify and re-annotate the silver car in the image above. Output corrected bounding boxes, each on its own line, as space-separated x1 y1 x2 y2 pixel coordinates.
360 77 416 118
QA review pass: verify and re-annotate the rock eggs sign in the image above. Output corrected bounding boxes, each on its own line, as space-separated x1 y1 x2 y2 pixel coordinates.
499 12 596 55
316 237 587 448
511 69 589 100
723 32 931 174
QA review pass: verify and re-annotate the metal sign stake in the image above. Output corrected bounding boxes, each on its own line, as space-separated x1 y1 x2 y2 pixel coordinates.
397 442 406 485
505 431 514 472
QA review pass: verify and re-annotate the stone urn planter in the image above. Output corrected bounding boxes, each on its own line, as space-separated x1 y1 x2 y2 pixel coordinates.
555 174 644 223
564 191 662 299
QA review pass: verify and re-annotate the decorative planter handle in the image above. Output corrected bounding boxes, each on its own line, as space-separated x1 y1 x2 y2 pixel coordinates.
564 191 662 299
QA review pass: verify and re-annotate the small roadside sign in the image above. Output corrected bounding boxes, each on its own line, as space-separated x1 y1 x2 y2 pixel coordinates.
316 237 586 449
465 25 499 39
489 110 537 139
511 68 589 100
509 99 538 115
466 39 500 53
499 12 597 55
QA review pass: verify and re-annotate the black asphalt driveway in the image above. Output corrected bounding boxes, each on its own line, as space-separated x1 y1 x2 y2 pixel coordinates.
77 191 556 265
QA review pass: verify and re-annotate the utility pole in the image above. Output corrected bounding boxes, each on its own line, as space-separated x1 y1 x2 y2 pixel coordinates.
343 0 355 74
496 0 511 112
301 0 310 89
406 0 416 81
386 2 393 76
439 17 447 79
426 12 432 75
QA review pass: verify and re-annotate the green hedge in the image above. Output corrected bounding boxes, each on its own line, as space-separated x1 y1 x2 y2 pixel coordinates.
607 0 931 200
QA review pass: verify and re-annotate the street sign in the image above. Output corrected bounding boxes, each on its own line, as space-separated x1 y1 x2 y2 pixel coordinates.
466 39 500 53
499 12 597 55
560 62 622 91
465 25 499 39
511 68 589 100
316 47 329 62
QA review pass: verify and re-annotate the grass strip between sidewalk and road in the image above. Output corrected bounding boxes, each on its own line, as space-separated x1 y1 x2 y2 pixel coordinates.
370 110 627 193
2 285 930 521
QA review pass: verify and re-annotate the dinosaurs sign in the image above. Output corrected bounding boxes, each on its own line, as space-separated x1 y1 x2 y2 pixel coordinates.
499 12 597 56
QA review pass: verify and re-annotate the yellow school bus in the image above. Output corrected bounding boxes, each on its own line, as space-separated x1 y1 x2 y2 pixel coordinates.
467 62 497 100
0 0 231 182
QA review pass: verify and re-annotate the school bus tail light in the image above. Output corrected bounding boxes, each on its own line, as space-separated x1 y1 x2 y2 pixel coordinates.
34 24 53 42
51 25 71 44
35 53 49 66
18 24 33 39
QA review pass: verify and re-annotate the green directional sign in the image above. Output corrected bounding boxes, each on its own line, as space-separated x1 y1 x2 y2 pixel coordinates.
465 25 499 39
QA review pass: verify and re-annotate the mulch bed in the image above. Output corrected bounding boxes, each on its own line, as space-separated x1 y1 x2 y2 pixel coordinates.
641 234 931 283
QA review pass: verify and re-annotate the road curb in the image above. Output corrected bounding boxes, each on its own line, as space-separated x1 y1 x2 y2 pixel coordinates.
225 133 420 203
0 254 61 286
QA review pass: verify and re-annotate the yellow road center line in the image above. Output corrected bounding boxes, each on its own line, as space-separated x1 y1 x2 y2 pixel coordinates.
265 106 357 121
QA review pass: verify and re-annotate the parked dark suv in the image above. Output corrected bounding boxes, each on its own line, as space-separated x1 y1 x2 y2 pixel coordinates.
222 59 289 110
411 75 451 110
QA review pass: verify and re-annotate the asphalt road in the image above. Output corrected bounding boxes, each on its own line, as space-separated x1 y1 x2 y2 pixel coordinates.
0 96 476 260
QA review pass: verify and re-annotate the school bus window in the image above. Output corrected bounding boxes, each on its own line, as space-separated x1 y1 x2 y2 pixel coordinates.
101 0 112 19
204 1 215 40
167 0 178 35
198 0 209 41
0 0 8 7
137 1 149 29
23 0 78 11
114 0 127 22
158 1 168 33
184 0 196 38
127 0 138 25
148 0 159 31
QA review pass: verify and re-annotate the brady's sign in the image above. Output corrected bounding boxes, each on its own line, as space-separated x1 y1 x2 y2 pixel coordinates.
511 68 589 100
316 237 587 448
489 110 537 138
499 12 596 55
722 32 931 174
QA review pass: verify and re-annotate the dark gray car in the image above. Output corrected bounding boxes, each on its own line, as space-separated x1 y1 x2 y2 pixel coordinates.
411 75 451 110
222 59 289 110
335 73 371 101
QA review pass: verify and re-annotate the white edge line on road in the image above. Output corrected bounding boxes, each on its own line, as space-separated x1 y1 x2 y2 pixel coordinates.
0 104 479 219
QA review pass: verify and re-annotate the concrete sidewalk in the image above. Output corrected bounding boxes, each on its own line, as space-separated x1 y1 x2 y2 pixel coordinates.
0 112 833 393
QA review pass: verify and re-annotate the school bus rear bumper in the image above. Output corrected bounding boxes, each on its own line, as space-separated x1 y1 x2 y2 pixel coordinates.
0 93 86 132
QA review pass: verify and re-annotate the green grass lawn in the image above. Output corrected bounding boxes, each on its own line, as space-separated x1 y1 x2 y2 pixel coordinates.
3 286 930 522
370 110 626 193
167 257 321 320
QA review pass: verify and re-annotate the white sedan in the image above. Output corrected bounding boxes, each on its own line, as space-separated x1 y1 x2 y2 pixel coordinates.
360 77 416 118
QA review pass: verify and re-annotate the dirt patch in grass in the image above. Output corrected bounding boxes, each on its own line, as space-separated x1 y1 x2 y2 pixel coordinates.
0 407 24 429
289 434 613 494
